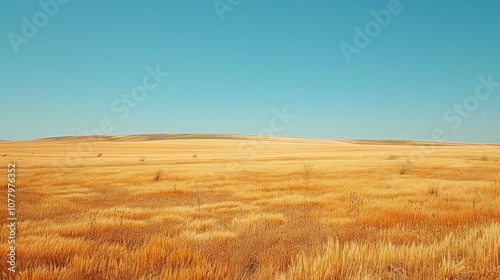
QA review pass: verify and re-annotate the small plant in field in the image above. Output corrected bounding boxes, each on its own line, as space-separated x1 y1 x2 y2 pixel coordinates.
196 187 201 208
2 154 6 156
139 156 145 162
87 210 99 239
427 186 439 197
427 182 439 197
193 154 197 158
480 155 489 161
387 154 398 160
153 169 163 182
386 263 406 276
243 256 258 275
113 208 125 227
398 160 414 175
109 208 126 242
303 164 314 184
97 153 103 157
471 193 480 210
172 172 179 192
348 191 364 221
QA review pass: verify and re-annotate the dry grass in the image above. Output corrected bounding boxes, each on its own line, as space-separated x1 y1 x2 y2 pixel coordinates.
303 164 313 184
427 182 439 197
387 154 398 160
0 135 499 279
398 159 414 175
480 155 490 161
153 169 163 182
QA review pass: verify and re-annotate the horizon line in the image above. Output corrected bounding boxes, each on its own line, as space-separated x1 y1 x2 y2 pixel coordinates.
1 133 499 145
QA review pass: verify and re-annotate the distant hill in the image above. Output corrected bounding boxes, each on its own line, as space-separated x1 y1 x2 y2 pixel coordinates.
2 134 497 146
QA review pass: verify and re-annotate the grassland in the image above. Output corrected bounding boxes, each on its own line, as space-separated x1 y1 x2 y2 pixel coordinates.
1 134 499 279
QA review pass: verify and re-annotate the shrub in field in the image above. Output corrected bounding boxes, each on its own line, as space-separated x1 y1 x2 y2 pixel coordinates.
480 155 489 161
153 169 163 182
303 164 314 184
398 160 414 175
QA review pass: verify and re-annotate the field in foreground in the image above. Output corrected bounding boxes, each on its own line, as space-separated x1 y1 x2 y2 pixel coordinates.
1 134 499 279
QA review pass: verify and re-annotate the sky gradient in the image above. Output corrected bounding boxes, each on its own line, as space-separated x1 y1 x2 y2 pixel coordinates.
1 0 499 143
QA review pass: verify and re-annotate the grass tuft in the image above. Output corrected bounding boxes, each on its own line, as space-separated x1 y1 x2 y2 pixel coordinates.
398 159 414 175
153 169 163 182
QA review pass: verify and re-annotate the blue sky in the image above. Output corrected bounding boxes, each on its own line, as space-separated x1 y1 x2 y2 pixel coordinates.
1 0 499 142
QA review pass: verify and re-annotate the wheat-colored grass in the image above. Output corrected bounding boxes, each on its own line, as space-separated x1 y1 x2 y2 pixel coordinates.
0 135 499 279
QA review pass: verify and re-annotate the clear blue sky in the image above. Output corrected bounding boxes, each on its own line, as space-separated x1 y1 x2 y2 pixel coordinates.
1 0 499 142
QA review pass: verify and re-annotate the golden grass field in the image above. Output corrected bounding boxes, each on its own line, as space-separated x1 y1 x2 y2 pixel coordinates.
1 134 499 279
